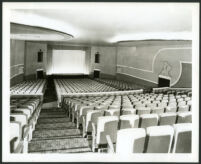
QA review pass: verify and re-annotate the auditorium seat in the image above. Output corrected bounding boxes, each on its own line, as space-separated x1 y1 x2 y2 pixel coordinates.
158 102 168 108
10 121 24 153
185 97 191 101
82 109 104 137
11 108 34 141
106 128 146 153
165 106 177 113
172 123 192 153
178 105 189 112
139 114 158 128
10 113 30 153
92 116 119 152
134 102 146 108
177 112 192 123
136 107 151 115
151 106 165 114
178 101 186 106
144 125 174 153
159 113 177 125
76 106 95 128
108 105 121 110
95 105 109 110
104 109 120 116
120 114 139 129
146 103 157 108
121 104 133 109
122 108 136 115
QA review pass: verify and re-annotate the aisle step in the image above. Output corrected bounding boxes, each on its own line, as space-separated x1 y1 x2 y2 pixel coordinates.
35 122 76 130
33 129 81 138
29 136 90 152
37 117 71 124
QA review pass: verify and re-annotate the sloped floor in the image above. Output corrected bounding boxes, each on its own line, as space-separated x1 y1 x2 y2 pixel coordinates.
28 107 92 153
28 77 92 153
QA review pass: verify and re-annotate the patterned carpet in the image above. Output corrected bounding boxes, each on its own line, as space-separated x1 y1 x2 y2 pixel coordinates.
28 107 92 153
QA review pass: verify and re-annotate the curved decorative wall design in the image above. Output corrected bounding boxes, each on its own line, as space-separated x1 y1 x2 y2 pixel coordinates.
117 46 192 87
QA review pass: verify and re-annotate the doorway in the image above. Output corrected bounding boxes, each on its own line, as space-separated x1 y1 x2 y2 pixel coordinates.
158 77 170 87
36 70 44 79
94 70 100 78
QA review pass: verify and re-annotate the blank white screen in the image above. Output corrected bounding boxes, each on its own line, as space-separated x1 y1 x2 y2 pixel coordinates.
52 50 86 74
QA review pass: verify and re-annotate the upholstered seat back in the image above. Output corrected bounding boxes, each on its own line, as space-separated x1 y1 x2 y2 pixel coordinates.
177 112 192 123
96 116 119 145
159 112 177 125
120 114 139 129
139 114 158 128
172 123 192 153
116 128 146 153
145 125 174 153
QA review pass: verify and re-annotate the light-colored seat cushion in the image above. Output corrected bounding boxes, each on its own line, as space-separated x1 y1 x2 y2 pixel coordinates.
116 128 146 153
145 125 174 153
151 107 165 114
172 123 192 153
139 114 158 128
120 114 139 129
104 109 120 116
96 116 119 145
137 107 151 115
177 112 192 123
159 112 177 125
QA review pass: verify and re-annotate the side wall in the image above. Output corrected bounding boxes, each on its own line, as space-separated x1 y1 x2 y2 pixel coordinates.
10 40 25 86
90 46 117 79
24 41 47 80
116 41 192 88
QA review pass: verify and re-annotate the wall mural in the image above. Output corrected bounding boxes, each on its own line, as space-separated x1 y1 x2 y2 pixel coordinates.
159 61 172 77
116 46 192 87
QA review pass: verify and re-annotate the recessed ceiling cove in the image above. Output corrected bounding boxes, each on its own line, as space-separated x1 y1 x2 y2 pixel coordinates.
10 3 193 45
10 23 73 41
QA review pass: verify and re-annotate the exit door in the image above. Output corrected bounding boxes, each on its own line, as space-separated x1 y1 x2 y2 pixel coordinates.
37 70 44 79
94 70 100 78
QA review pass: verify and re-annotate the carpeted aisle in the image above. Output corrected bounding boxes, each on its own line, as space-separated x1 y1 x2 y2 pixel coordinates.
28 76 92 153
28 107 92 153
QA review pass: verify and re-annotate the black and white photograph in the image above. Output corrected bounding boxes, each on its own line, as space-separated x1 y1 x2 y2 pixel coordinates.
2 1 199 162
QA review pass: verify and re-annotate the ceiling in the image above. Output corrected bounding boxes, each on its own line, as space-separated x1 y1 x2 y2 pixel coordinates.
11 23 73 41
10 3 193 46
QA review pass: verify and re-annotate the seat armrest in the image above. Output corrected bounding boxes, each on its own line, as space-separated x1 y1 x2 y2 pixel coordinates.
10 137 18 153
92 122 96 136
92 122 97 152
82 116 86 137
106 135 115 153
14 141 23 153
23 125 30 138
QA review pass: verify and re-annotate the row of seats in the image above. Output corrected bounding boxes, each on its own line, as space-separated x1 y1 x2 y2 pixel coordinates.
62 92 192 153
10 80 46 95
153 87 192 96
10 97 42 153
105 122 191 153
54 78 118 94
63 92 192 128
94 78 148 90
81 110 191 137
54 78 119 106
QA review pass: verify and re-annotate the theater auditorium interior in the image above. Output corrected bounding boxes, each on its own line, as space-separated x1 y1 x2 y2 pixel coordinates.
4 2 199 162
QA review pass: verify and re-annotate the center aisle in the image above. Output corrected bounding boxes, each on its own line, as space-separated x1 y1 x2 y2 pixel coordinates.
28 77 92 153
28 107 92 153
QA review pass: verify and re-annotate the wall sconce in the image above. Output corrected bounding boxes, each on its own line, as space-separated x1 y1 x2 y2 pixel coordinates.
37 49 43 62
95 51 100 63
